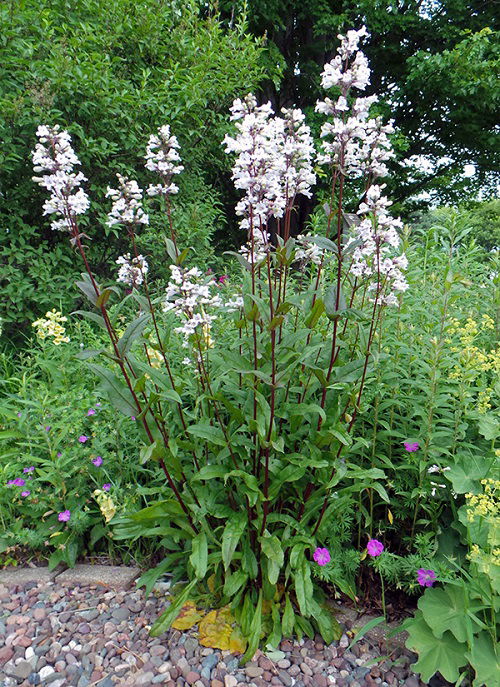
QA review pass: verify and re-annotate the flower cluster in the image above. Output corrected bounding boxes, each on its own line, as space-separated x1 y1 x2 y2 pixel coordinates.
32 309 70 345
314 31 407 306
294 235 325 266
116 253 149 288
145 125 184 196
106 175 149 228
316 28 394 179
224 95 316 258
31 125 90 235
163 265 222 347
93 489 116 523
465 479 499 521
349 185 408 305
447 315 499 381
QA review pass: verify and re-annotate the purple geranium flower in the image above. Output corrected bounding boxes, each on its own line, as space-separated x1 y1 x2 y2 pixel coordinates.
404 441 420 452
7 478 26 487
78 435 89 443
87 408 96 416
58 510 71 522
92 456 103 467
23 466 35 474
367 539 384 557
21 491 31 498
313 547 331 566
102 483 111 491
417 569 436 587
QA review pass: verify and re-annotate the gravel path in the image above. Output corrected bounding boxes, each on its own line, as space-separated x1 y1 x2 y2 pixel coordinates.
0 575 425 687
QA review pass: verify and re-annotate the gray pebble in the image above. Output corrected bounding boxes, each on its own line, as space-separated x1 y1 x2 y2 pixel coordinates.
12 661 33 679
201 654 219 671
112 607 130 621
28 674 41 685
278 670 293 686
77 609 99 621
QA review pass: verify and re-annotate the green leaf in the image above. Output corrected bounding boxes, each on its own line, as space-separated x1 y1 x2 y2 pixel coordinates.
304 298 325 328
72 310 107 330
405 612 466 683
446 455 495 494
222 512 247 571
241 590 262 664
136 557 174 597
190 532 208 579
309 600 342 644
224 570 248 597
150 579 198 637
75 277 98 306
419 585 482 642
193 464 227 481
467 630 500 687
117 313 151 357
348 616 385 650
294 559 313 616
187 423 226 446
282 593 295 637
87 363 137 416
478 413 499 441
324 284 346 317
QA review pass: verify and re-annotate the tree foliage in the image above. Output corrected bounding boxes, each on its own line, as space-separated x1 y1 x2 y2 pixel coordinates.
219 0 499 207
0 0 276 329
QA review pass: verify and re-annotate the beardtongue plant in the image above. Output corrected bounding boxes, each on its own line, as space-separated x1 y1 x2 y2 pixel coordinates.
31 28 409 656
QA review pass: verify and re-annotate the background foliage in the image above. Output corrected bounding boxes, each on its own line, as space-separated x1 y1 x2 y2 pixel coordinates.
0 0 276 331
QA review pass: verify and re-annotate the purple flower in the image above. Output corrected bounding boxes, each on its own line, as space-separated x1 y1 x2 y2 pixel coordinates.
92 456 103 467
23 466 35 474
7 478 26 487
78 435 89 443
131 416 136 421
21 491 31 498
95 402 101 407
58 510 71 522
57 452 62 457
367 539 384 557
17 412 22 418
417 569 436 587
87 408 96 416
404 441 419 452
313 547 331 566
45 426 51 432
102 483 111 491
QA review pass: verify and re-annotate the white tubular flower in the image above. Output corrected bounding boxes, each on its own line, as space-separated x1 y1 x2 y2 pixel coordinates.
294 235 325 266
347 182 408 305
316 29 396 181
280 108 316 202
145 125 183 196
163 265 223 347
116 253 149 287
106 175 149 228
31 125 90 234
223 94 286 241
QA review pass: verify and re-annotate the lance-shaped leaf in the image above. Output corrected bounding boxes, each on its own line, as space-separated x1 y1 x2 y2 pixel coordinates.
87 363 137 416
190 531 208 579
117 313 151 357
324 283 347 318
222 511 247 570
149 579 197 637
